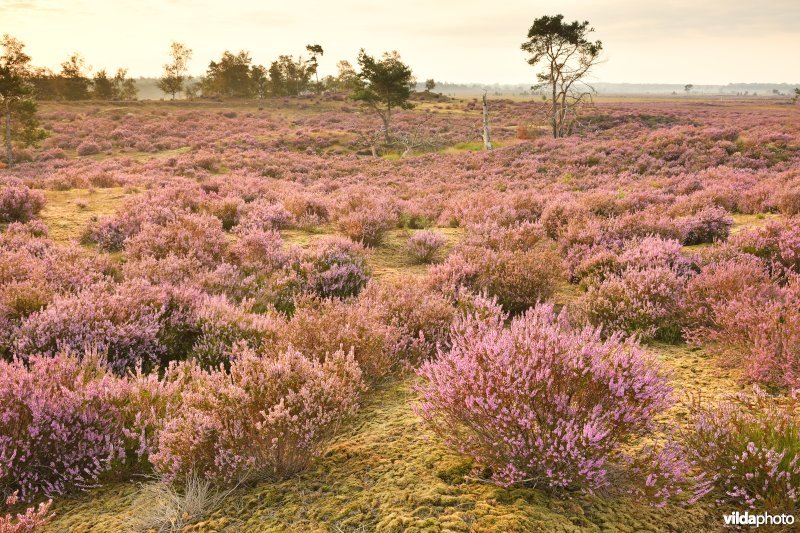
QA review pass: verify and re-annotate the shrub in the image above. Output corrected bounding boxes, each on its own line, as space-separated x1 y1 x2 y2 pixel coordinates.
337 202 398 247
189 297 281 369
274 296 402 379
679 205 734 245
578 266 686 342
235 200 293 234
416 304 673 491
151 347 363 485
405 230 446 264
125 214 227 268
429 223 561 314
682 255 771 337
227 230 287 273
14 281 199 373
688 277 800 388
0 493 53 532
76 140 101 156
281 237 370 303
360 279 455 362
683 388 800 514
0 352 167 500
0 181 46 224
731 218 800 275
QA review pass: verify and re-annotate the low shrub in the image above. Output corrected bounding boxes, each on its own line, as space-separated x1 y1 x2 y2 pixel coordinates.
76 140 101 156
151 347 363 485
683 388 800 514
578 266 686 342
0 180 46 224
124 214 227 268
235 200 293 234
679 205 734 245
405 230 446 264
687 276 800 388
0 493 53 532
428 223 561 314
416 303 673 491
0 352 168 500
731 218 800 275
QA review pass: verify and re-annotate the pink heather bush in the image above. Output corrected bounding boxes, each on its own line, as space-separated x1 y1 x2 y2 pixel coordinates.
226 230 287 273
0 493 53 532
683 388 800 514
0 181 46 224
360 279 455 362
416 303 673 491
578 266 686 342
679 205 734 245
731 217 800 275
235 200 293 234
405 230 446 264
76 140 101 156
682 254 772 336
687 276 800 389
428 223 560 314
0 352 167 500
189 297 281 369
124 213 227 268
337 198 399 247
282 237 371 304
151 347 363 485
14 280 199 374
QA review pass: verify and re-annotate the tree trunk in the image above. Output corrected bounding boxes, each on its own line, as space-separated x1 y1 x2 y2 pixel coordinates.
381 112 390 144
551 70 558 138
482 92 493 150
4 103 13 168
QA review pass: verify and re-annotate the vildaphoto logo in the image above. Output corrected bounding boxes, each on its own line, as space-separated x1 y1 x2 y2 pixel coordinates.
723 511 795 527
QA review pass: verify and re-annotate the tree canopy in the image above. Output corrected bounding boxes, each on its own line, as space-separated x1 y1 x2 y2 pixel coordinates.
351 50 414 142
521 15 602 138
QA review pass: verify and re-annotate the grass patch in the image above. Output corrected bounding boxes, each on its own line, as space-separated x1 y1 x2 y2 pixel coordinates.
39 187 133 242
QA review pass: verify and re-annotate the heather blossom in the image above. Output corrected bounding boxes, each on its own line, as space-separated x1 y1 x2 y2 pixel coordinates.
416 303 673 492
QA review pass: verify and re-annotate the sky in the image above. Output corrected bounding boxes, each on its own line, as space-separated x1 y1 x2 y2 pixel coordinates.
2 0 799 85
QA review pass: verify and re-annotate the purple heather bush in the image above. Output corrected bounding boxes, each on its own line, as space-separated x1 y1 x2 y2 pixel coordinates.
124 213 227 268
428 222 560 314
0 493 53 532
0 352 170 501
679 205 734 245
683 388 800 514
578 266 687 342
0 180 46 224
416 303 673 492
235 199 293 234
405 230 446 264
731 217 800 275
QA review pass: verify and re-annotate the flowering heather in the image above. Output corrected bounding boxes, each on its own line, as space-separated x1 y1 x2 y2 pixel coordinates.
688 276 800 388
0 352 165 500
731 217 800 275
429 223 560 314
683 388 800 514
337 201 399 247
416 303 673 491
235 199 293 234
152 347 363 485
578 266 686 342
14 280 198 374
0 180 45 224
405 230 446 264
124 213 227 268
0 493 53 532
281 236 371 304
678 205 734 245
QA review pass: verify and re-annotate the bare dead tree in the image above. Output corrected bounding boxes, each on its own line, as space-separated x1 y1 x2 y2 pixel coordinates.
482 91 492 150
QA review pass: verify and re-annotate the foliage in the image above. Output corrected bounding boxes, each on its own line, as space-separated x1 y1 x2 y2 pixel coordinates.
416 303 673 491
351 50 414 142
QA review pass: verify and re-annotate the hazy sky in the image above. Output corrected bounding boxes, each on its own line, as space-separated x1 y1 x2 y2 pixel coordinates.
3 0 799 84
